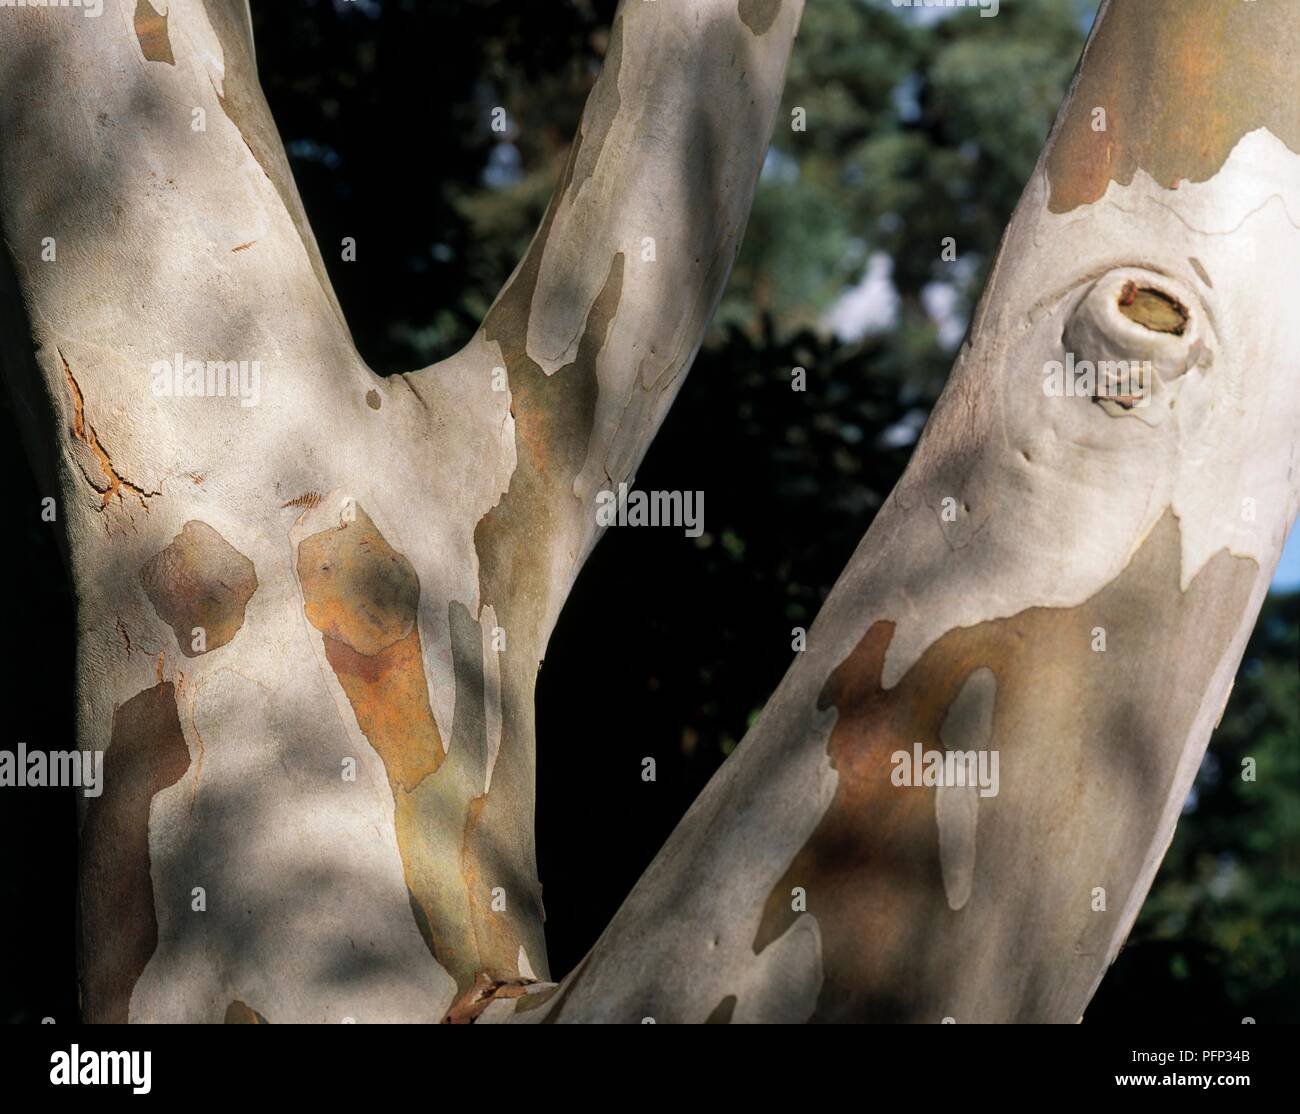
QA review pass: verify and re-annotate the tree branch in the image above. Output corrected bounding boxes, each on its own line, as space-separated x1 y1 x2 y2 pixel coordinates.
504 0 1300 1024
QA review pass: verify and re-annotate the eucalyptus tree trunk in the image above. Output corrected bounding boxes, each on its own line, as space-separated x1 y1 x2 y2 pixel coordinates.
0 0 804 1023
500 0 1300 1024
2 0 1293 1028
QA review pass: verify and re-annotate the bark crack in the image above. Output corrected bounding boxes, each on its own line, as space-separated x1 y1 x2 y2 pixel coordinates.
60 349 161 512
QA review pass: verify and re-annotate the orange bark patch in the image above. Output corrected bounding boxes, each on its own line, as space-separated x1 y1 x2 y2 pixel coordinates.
298 507 420 658
1046 0 1300 212
134 0 175 65
297 506 443 788
456 791 518 976
140 521 258 657
299 506 441 784
321 632 442 792
297 506 451 971
755 512 1255 1021
81 682 191 1023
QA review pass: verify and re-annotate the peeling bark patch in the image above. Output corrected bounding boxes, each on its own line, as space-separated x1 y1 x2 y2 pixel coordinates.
935 668 996 911
296 506 452 975
705 995 738 1024
474 246 623 631
320 633 442 791
298 507 420 657
134 0 175 65
753 512 1255 1022
81 682 190 1023
297 506 442 788
569 14 623 202
465 138 623 987
1117 283 1188 336
1045 0 1300 213
140 521 258 657
224 1000 269 1024
738 0 782 36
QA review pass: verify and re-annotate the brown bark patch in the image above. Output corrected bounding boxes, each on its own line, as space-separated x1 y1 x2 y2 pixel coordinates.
134 0 175 66
140 521 258 657
441 973 535 1024
224 1000 269 1024
738 0 782 36
81 682 191 1023
365 389 382 410
1046 0 1300 213
754 511 1256 1022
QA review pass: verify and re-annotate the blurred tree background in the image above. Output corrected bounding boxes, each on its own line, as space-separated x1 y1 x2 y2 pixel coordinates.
1 0 1294 1022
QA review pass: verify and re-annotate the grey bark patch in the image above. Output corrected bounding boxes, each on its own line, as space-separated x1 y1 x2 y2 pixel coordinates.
568 14 624 202
449 600 488 766
738 0 782 36
140 521 258 657
935 668 996 911
705 994 738 1023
